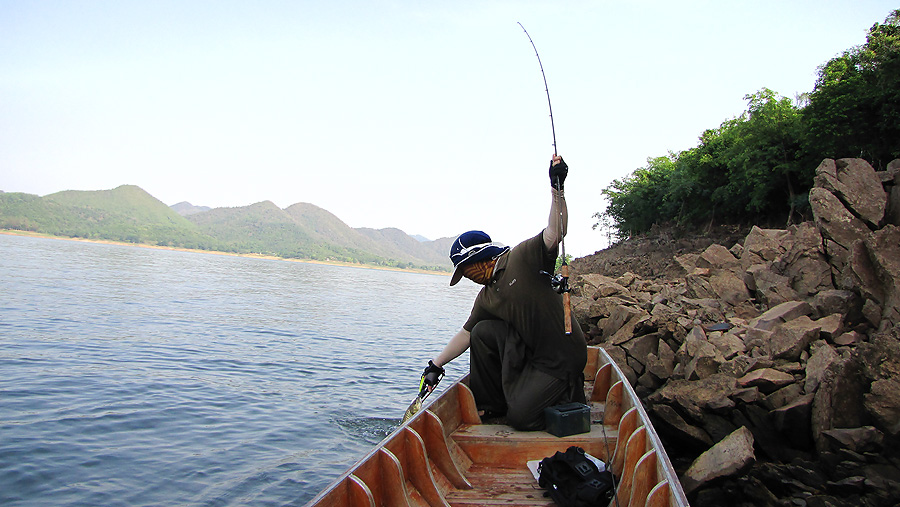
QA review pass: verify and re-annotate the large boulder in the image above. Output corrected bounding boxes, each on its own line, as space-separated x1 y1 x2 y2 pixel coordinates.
811 357 867 453
809 186 871 270
740 227 788 271
814 158 887 228
745 264 800 307
887 159 900 226
806 341 840 394
866 225 900 327
681 426 756 495
811 289 862 322
778 221 834 297
766 315 822 361
820 426 884 454
648 373 741 420
771 393 815 450
749 301 812 331
864 378 900 436
738 368 795 394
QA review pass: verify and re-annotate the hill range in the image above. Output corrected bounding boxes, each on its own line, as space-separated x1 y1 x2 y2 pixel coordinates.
0 185 453 271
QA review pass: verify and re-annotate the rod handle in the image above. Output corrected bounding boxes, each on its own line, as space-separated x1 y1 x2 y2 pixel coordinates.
561 264 572 335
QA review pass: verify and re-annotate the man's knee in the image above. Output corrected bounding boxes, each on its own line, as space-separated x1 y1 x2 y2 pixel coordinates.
506 404 545 431
470 320 508 344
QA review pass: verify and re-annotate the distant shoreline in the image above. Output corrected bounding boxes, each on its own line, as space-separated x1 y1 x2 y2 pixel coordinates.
0 229 451 277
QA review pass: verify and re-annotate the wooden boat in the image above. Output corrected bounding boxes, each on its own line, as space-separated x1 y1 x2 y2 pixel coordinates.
305 346 690 506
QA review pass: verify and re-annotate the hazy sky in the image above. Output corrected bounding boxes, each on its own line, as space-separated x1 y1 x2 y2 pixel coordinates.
2 1 895 257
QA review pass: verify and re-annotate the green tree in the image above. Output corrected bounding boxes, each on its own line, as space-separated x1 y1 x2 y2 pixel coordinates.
721 89 812 225
804 9 900 168
596 155 676 239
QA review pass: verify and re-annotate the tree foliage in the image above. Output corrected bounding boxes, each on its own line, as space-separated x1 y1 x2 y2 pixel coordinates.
596 9 899 239
804 10 900 168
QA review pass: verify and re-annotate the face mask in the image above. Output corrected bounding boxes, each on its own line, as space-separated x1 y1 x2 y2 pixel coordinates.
462 259 496 285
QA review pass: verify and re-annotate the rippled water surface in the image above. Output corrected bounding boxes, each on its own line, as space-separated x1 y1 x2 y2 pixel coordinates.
0 234 477 506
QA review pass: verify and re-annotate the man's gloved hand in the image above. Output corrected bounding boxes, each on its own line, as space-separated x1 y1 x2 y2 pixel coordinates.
419 360 445 396
549 156 568 190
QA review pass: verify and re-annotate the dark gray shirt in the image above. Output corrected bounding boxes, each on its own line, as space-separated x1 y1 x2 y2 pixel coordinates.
463 232 587 380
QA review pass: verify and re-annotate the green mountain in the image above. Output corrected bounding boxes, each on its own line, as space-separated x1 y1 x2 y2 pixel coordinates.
0 186 453 271
170 201 211 216
0 185 221 249
281 202 449 267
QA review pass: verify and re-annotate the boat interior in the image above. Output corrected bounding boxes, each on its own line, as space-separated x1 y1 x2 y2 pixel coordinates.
307 346 689 507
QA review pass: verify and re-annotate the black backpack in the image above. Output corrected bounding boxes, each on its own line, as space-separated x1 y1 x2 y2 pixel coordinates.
538 446 616 507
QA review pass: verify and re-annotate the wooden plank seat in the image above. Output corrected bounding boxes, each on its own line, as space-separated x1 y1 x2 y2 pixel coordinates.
452 423 619 466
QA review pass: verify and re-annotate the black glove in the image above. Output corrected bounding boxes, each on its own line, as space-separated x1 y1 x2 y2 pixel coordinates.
419 360 445 396
549 158 568 190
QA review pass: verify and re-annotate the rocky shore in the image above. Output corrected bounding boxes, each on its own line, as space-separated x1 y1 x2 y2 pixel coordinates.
569 158 900 506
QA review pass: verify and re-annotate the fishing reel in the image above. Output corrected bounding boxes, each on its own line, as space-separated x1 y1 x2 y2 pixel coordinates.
539 270 570 295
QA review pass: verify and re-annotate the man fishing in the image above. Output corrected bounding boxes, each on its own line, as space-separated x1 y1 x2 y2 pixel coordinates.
419 155 587 431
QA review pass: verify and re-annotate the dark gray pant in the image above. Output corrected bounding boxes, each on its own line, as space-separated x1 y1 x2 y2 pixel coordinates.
469 320 584 431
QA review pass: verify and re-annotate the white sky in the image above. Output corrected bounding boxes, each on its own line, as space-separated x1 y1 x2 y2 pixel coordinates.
1 1 895 257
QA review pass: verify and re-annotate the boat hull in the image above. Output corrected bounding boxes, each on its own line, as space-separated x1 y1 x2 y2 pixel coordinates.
305 346 689 506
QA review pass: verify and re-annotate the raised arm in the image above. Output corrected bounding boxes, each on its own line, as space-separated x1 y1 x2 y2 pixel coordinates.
543 155 568 250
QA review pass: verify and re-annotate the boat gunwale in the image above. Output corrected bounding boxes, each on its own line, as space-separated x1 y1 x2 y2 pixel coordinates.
592 346 690 506
304 345 690 506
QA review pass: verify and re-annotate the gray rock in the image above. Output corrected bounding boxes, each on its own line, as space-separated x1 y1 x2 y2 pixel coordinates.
708 331 746 360
750 301 813 332
649 374 741 417
772 393 815 450
811 290 861 320
821 426 884 453
730 386 762 404
589 275 629 298
780 221 834 297
809 186 872 254
864 378 900 436
812 357 867 452
766 383 805 410
814 158 887 227
719 355 760 378
697 244 741 270
738 368 795 393
621 331 661 368
709 269 753 307
673 253 699 276
650 403 713 448
599 303 636 337
645 339 676 380
833 330 863 346
745 264 800 307
682 426 756 494
806 342 839 394
867 225 900 327
766 315 822 361
889 178 900 226
740 226 788 271
686 341 725 380
815 314 845 340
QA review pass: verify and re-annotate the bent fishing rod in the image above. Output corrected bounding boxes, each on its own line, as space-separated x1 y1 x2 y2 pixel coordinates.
518 22 557 156
518 22 572 335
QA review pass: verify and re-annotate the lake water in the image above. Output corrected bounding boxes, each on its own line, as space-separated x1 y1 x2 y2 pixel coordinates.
0 233 479 506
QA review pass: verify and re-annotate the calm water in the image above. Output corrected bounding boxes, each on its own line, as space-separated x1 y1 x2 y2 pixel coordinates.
0 234 478 506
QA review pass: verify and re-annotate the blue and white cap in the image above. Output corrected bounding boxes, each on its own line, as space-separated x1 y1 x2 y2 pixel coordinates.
449 230 509 286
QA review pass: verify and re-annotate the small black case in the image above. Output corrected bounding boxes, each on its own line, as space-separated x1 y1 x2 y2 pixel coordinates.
544 402 591 437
